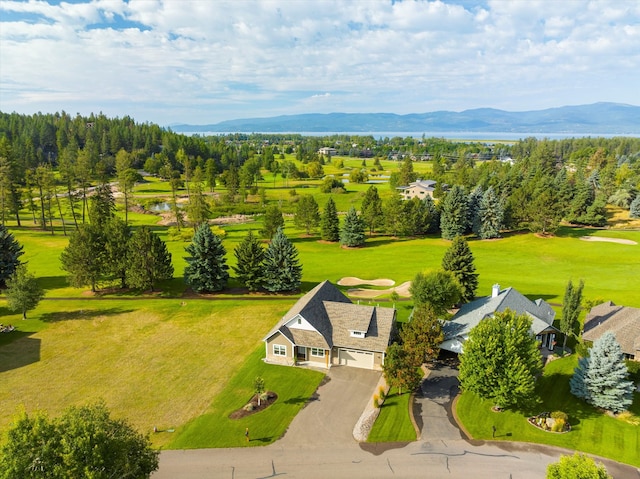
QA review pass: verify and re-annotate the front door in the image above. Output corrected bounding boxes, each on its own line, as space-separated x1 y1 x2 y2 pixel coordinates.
297 346 307 361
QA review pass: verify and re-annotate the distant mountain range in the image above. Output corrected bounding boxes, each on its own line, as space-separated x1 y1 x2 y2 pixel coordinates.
170 103 640 134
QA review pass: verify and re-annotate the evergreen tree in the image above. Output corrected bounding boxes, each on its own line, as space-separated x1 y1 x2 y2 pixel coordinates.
5 264 44 319
630 195 640 218
60 223 106 292
466 185 483 234
233 230 265 292
560 279 584 354
382 343 422 395
383 194 404 237
424 195 440 234
475 186 504 239
261 205 284 239
547 453 612 479
0 224 24 288
184 224 229 292
104 217 132 289
458 310 542 409
402 197 431 236
440 185 468 240
441 236 478 302
262 227 302 292
361 185 383 234
320 197 340 242
88 182 115 228
400 305 444 366
340 206 366 247
294 194 320 235
570 332 634 413
527 177 563 235
398 156 417 187
127 226 174 292
409 270 462 317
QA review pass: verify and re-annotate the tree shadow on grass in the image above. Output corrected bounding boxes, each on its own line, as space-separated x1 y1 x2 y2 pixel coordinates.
37 276 69 290
0 332 41 373
39 308 134 323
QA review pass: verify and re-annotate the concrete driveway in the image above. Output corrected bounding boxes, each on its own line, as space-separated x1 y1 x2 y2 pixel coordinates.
278 366 381 446
414 361 462 441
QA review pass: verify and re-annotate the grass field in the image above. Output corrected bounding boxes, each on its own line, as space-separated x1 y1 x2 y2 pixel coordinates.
1 172 639 454
367 387 416 442
456 355 640 467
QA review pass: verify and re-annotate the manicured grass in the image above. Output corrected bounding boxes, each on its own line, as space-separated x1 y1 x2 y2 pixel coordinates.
367 387 416 442
169 346 325 448
0 298 293 448
456 355 640 467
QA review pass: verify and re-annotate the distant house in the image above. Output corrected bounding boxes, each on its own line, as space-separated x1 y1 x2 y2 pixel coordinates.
441 284 558 354
397 179 436 200
583 302 640 361
263 281 396 370
318 147 337 157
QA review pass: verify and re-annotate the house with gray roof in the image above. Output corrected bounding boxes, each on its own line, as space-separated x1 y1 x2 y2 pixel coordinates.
397 179 436 200
583 302 640 361
263 280 396 370
441 284 557 354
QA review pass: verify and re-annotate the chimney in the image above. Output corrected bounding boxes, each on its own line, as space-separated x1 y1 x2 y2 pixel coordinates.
492 284 500 298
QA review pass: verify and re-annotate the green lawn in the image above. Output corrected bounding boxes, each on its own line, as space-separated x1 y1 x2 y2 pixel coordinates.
169 346 325 448
456 355 640 467
367 387 416 442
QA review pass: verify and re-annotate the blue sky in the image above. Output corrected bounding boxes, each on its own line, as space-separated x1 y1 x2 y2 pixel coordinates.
1 0 639 126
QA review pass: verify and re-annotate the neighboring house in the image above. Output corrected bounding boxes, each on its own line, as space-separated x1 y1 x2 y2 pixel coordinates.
318 147 337 157
441 284 558 354
583 301 640 360
397 179 436 200
263 280 396 370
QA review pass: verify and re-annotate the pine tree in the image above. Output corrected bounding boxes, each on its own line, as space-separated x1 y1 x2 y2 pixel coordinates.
402 197 431 236
424 195 440 234
294 194 320 235
475 186 504 239
630 195 640 218
320 197 340 242
340 206 366 247
458 310 542 409
361 186 383 234
261 205 284 239
262 228 302 292
383 194 404 237
88 182 115 228
0 224 24 288
184 224 229 292
570 332 634 413
440 185 468 240
233 230 265 292
560 279 584 354
127 226 174 292
467 185 483 235
5 264 44 319
60 223 106 292
441 236 478 302
104 217 132 289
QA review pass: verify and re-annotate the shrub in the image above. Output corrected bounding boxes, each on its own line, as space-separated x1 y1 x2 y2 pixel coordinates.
551 418 565 432
168 227 194 242
551 411 568 421
243 403 254 412
625 359 640 383
378 386 386 400
373 394 380 408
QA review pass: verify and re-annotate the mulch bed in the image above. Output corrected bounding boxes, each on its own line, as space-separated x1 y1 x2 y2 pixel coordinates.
229 392 278 419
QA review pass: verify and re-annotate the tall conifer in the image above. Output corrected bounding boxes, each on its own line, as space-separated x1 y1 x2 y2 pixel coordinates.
184 224 229 292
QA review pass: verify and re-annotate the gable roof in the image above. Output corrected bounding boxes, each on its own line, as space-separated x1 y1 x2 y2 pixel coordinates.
263 280 395 353
583 302 640 357
443 286 557 341
397 179 436 191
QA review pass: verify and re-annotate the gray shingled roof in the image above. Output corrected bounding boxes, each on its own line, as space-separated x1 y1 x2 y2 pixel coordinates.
443 287 557 340
583 302 640 357
263 280 395 353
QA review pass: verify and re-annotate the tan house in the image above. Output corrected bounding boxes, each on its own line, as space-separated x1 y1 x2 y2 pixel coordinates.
583 301 640 360
263 280 396 370
397 179 436 200
318 147 337 157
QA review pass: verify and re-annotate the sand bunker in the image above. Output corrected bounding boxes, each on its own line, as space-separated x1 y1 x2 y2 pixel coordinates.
579 236 637 245
338 277 395 287
347 281 412 299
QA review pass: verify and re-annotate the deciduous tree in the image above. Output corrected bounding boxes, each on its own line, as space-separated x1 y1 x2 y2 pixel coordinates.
184 224 229 292
441 236 478 302
560 279 584 354
233 230 265 292
409 270 462 317
5 264 44 319
262 227 302 292
401 305 444 366
458 310 543 409
382 343 422 395
294 194 320 235
570 332 634 413
547 453 612 479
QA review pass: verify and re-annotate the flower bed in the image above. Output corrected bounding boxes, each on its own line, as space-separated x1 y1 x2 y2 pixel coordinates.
528 411 571 433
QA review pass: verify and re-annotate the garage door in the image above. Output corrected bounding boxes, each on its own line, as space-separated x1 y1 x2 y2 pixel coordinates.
339 349 374 369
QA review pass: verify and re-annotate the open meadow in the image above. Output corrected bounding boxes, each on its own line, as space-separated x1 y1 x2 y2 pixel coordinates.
1 160 640 455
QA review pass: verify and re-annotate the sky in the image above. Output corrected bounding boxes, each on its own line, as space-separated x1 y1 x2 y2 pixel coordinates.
1 0 639 126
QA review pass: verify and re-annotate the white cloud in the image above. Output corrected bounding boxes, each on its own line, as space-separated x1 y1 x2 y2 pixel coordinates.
0 0 639 124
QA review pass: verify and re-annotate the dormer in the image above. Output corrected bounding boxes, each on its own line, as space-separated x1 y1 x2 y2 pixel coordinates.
350 330 366 338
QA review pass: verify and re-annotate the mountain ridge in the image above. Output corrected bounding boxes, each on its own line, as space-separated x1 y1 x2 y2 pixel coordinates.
170 103 640 134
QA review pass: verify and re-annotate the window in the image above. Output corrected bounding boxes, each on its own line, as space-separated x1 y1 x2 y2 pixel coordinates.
350 330 365 338
273 344 286 356
310 348 325 357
